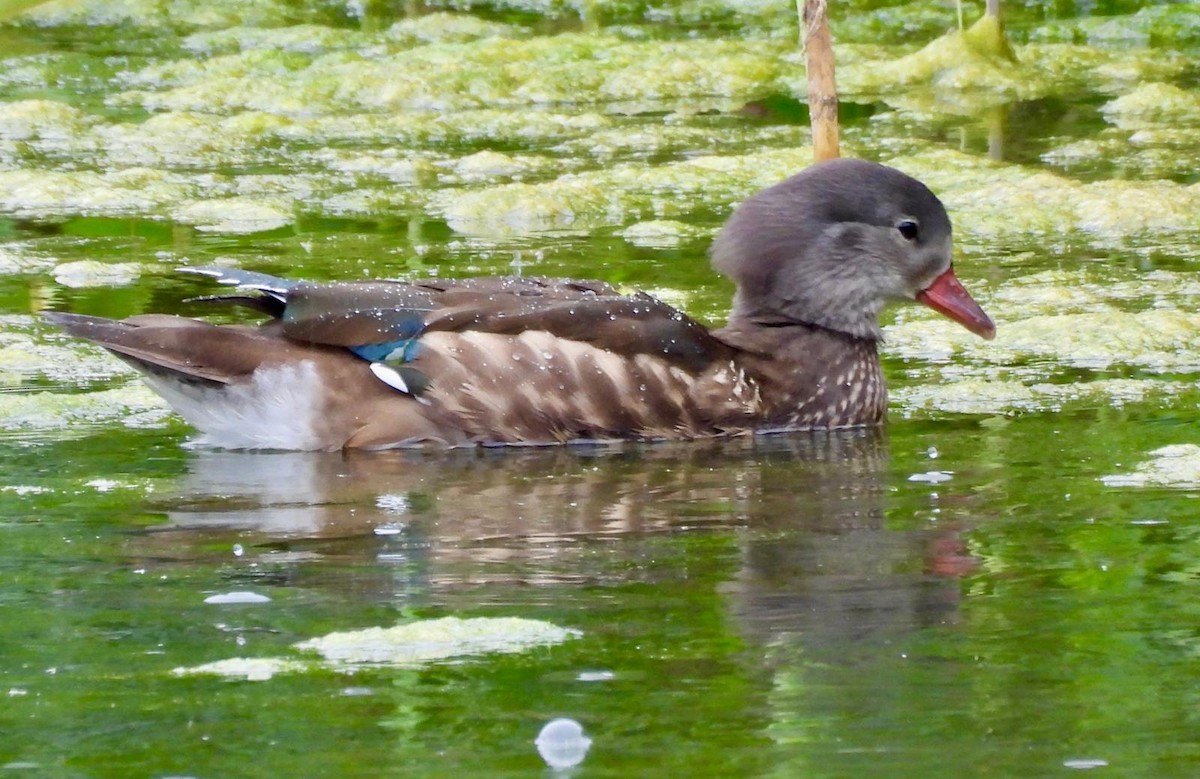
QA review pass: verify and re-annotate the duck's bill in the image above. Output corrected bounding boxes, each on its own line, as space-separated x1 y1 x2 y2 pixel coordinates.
916 268 996 340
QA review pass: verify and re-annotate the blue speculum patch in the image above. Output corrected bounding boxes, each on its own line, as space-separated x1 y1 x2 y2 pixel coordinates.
351 338 423 363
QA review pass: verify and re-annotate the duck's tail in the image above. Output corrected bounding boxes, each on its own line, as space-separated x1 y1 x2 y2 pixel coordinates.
43 311 267 387
42 311 445 450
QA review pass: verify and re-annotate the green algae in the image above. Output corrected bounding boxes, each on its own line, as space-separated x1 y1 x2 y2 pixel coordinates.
890 268 1200 369
93 111 299 168
830 1 966 46
0 50 126 97
297 616 580 666
889 148 1200 247
1 316 136 387
0 168 196 219
0 383 167 433
1045 84 1200 177
172 657 308 681
19 0 348 29
52 260 145 287
182 24 377 56
555 122 800 161
835 22 1187 112
111 33 793 115
838 15 1022 97
6 126 1200 248
122 49 314 90
1100 445 1200 489
621 219 708 247
5 3 1190 126
1030 3 1200 46
173 616 581 679
884 264 1200 419
420 0 787 25
385 12 527 44
0 99 92 141
988 310 1200 371
4 11 1192 242
0 0 51 21
7 137 1200 246
891 377 1197 418
312 148 442 186
107 21 1188 121
0 243 54 275
295 108 612 147
1043 132 1200 183
1102 82 1200 124
437 146 812 235
316 185 429 218
447 150 555 184
171 196 294 233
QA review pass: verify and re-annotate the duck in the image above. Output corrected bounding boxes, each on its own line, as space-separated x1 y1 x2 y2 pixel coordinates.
44 158 995 451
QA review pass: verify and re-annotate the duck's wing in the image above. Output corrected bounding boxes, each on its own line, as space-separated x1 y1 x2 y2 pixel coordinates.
187 267 735 376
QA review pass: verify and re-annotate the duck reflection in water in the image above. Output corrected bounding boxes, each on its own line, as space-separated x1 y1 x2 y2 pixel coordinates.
139 429 974 650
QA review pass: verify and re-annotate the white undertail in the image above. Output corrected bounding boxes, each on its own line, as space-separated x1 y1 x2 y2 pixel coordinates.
140 362 327 450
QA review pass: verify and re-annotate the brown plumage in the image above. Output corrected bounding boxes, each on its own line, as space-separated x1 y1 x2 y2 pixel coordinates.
43 159 994 450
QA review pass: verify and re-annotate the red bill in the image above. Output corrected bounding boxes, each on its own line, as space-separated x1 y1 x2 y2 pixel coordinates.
916 268 995 340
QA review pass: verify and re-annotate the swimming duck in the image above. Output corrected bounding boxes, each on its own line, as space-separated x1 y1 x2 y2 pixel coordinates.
44 158 994 450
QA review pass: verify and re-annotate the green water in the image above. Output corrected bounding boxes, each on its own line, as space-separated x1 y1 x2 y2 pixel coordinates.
5 0 1200 776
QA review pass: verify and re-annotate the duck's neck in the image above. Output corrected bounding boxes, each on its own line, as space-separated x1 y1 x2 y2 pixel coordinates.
728 289 885 342
715 318 887 430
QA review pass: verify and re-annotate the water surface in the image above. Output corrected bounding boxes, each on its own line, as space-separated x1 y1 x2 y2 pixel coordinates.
3 1 1200 776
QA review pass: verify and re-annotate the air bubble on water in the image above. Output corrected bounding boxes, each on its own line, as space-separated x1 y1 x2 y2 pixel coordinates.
577 670 614 682
535 718 592 770
908 471 952 484
204 591 270 605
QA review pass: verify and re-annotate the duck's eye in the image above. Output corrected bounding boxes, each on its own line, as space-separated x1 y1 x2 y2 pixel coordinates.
897 220 919 241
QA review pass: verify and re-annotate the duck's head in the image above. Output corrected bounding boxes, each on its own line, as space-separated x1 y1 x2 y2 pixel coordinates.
711 158 994 341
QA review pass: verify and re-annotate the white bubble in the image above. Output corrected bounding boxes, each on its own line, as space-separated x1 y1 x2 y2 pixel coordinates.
908 470 953 484
577 670 614 682
535 718 592 770
204 591 271 605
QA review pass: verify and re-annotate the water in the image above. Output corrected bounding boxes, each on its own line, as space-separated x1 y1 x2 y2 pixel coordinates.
4 1 1200 776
